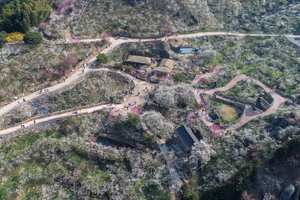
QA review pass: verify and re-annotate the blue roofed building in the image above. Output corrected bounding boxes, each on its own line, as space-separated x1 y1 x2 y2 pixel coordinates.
179 46 193 54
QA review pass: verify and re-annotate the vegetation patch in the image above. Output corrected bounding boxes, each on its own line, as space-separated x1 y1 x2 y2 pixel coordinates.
190 36 300 95
219 81 265 103
0 71 134 128
0 116 170 199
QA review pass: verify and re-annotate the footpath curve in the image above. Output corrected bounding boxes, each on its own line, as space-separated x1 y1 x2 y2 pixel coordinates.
0 31 299 135
194 74 294 134
66 31 300 44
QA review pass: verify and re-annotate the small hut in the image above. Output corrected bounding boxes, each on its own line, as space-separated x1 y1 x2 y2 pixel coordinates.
126 55 152 67
153 58 175 76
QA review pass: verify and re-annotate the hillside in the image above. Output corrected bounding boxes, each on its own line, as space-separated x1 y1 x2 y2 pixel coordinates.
0 0 300 199
72 0 300 38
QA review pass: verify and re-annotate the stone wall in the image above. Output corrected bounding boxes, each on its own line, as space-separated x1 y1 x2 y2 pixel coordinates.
214 91 255 107
213 94 246 111
276 90 300 105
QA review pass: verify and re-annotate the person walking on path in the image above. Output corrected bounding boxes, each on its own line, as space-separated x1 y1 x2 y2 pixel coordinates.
34 120 36 124
137 92 140 96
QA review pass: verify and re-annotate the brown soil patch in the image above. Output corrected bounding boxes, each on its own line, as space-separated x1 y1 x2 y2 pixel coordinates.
220 104 238 120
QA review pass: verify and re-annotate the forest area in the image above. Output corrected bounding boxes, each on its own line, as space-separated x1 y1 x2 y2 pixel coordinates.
0 0 53 33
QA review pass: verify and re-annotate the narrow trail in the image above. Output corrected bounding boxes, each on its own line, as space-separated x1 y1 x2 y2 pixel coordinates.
0 31 298 135
191 66 221 86
66 31 300 44
0 68 156 135
194 74 294 134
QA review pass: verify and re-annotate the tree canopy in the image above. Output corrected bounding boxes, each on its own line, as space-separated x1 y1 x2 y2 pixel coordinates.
23 31 43 44
0 0 53 33
0 31 7 47
96 53 109 64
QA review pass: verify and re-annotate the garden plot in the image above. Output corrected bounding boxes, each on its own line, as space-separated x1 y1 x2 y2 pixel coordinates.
203 94 243 125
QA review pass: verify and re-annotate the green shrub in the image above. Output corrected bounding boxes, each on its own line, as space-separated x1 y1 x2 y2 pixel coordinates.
0 31 7 47
273 136 300 159
96 53 109 64
127 114 139 128
181 183 199 200
201 164 254 200
0 0 52 32
114 63 124 70
23 31 43 44
142 132 156 143
173 73 187 82
125 65 133 72
112 120 125 131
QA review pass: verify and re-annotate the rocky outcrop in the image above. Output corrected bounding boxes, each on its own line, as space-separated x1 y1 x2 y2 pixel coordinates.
280 184 295 200
269 112 300 140
269 126 283 138
255 97 270 111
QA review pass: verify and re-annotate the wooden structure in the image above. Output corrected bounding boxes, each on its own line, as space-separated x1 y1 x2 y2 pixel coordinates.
126 55 152 66
174 125 198 154
153 58 175 75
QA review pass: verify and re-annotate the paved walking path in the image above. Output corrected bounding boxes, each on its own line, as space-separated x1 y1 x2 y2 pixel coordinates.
0 68 156 135
66 31 300 44
0 31 298 135
194 74 293 134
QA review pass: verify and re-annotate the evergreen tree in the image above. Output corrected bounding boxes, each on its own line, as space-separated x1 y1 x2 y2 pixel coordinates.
0 31 7 47
23 31 43 44
0 0 53 33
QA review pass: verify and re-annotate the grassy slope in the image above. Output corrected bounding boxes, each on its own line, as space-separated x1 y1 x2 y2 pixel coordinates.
190 36 300 95
0 116 170 200
73 0 300 37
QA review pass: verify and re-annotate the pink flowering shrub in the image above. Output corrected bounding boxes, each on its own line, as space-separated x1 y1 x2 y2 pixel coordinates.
129 106 142 115
124 147 131 152
194 65 200 71
88 137 97 142
149 41 156 46
58 70 66 76
199 77 207 82
165 24 175 32
41 69 53 78
39 22 47 30
56 0 73 15
129 25 135 30
214 66 221 73
108 114 120 122
62 52 77 69
211 124 221 131
210 131 218 137
208 66 216 72
101 33 109 39
200 101 206 105
161 74 169 80
187 113 197 123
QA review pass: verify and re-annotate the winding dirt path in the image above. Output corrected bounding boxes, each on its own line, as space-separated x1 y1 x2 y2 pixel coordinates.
0 68 155 135
0 31 298 135
194 74 294 134
66 32 300 44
